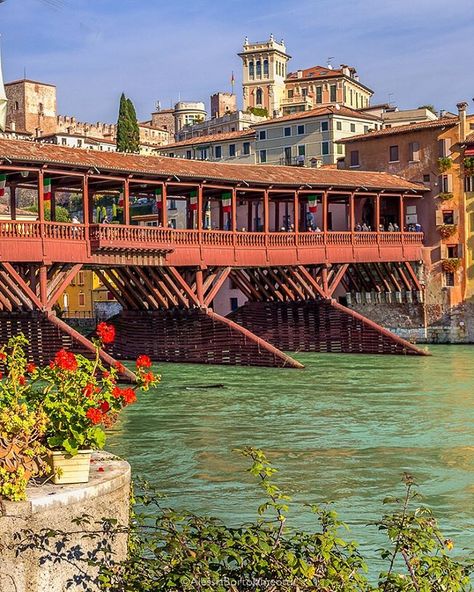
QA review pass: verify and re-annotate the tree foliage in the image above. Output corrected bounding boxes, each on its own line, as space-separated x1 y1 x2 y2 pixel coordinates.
116 93 140 153
25 203 71 222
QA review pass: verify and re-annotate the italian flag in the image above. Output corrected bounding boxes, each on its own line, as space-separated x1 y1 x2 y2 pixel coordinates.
189 190 198 211
220 192 232 213
43 177 52 201
308 195 318 213
155 187 163 209
118 191 124 207
0 174 6 198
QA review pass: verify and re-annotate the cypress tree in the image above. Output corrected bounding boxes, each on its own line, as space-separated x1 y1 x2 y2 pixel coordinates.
126 98 140 153
116 93 130 152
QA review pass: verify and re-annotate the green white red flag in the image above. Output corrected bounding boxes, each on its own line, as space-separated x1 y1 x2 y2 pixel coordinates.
189 190 198 211
221 192 232 213
155 187 163 209
308 195 318 213
0 174 6 198
43 177 52 201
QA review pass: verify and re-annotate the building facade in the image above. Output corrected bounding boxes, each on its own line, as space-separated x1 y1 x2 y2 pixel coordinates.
157 129 256 163
210 92 237 118
338 104 474 338
253 105 380 166
175 109 266 141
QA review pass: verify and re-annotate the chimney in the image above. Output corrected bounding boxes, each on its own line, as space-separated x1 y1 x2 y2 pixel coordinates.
457 101 468 142
297 70 303 79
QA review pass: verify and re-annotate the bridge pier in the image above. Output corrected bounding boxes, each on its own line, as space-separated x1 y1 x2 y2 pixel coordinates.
228 299 428 356
105 308 303 369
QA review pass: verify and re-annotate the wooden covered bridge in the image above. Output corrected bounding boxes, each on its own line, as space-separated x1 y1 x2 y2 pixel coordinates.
0 138 428 370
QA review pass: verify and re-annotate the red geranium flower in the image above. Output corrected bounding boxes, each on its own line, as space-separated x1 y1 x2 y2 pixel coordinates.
121 387 137 405
53 349 78 372
0 352 6 361
143 371 155 384
100 401 110 413
83 383 95 399
26 363 36 374
136 355 152 369
102 370 110 379
112 386 122 398
96 322 116 344
0 371 3 380
114 361 126 373
18 375 27 386
86 408 103 425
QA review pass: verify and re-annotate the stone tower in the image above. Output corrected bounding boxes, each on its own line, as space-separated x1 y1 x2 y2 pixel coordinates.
238 35 291 117
5 79 57 136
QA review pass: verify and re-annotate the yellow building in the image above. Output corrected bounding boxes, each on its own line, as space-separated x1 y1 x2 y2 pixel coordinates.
62 271 113 316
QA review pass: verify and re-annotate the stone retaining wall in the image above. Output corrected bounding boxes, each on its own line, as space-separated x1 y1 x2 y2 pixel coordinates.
0 453 131 592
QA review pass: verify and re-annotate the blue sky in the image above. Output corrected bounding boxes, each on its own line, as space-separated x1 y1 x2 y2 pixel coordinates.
1 0 473 123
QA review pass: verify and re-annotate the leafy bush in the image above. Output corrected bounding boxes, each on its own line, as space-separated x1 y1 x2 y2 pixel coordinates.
25 203 71 222
13 449 473 591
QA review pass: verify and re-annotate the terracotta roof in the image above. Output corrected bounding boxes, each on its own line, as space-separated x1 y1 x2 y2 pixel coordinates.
286 66 345 80
161 129 255 149
5 79 56 87
0 138 426 192
138 122 169 133
465 132 474 144
338 117 459 143
253 105 380 126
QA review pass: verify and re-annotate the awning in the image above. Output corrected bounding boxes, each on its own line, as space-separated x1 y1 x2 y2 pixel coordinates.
465 147 474 156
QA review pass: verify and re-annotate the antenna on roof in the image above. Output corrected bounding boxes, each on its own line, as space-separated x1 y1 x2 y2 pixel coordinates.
327 57 334 70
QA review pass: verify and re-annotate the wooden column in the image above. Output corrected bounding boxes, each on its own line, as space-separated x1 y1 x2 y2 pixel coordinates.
293 191 299 233
83 174 90 225
275 200 280 231
399 194 404 230
124 179 130 225
375 193 380 231
231 188 237 232
322 191 328 232
38 169 45 223
263 190 269 233
247 199 252 231
196 268 204 306
10 184 17 220
162 184 168 227
39 265 48 309
50 189 56 222
349 192 355 232
197 185 203 231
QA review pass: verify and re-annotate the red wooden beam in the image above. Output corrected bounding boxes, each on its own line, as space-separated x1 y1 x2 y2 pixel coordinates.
1 262 44 310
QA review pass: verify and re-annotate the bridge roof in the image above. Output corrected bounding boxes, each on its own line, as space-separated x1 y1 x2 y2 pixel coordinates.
0 138 426 192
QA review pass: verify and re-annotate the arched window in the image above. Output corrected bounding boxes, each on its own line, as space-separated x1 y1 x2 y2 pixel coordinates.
256 60 261 77
256 88 263 106
14 101 19 110
263 59 269 76
249 61 254 78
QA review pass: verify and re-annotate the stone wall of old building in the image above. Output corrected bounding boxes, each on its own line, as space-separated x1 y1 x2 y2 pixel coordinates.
5 80 57 135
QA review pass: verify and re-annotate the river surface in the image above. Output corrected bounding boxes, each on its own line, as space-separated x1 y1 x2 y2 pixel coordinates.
107 345 474 567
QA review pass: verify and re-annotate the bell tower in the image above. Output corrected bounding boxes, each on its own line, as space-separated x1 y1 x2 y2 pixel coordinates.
238 35 291 117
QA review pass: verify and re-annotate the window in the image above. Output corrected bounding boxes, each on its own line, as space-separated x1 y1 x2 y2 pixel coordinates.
215 145 222 159
186 150 192 159
256 88 263 105
337 144 343 155
199 148 208 160
61 138 67 146
77 271 85 286
409 141 420 162
330 84 337 102
249 62 254 78
364 125 369 133
288 89 294 99
297 124 305 135
321 121 329 132
14 101 19 110
444 272 455 287
389 145 399 162
263 59 269 76
316 86 322 103
230 297 239 312
302 87 308 97
438 138 451 158
322 141 329 155
443 210 454 225
78 292 85 307
423 174 430 182
447 245 458 258
256 60 261 77
168 152 175 158
229 144 236 157
350 150 360 167
258 130 266 140
298 145 306 156
336 121 342 131
465 176 474 192
259 149 267 163
168 199 177 210
77 139 83 147
440 174 453 193
243 142 250 155
284 126 291 137
350 123 356 132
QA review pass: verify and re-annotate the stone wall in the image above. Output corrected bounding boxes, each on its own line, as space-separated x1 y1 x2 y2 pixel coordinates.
0 453 131 592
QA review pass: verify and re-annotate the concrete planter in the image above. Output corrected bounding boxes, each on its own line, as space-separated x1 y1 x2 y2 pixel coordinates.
47 450 92 484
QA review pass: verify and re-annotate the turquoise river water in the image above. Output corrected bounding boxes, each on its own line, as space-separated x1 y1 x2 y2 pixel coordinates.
107 345 474 567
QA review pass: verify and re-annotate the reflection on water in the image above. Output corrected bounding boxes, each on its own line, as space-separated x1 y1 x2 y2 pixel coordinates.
107 345 474 564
